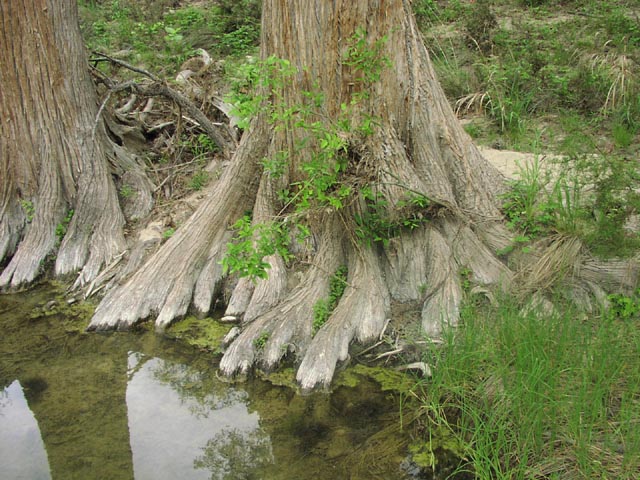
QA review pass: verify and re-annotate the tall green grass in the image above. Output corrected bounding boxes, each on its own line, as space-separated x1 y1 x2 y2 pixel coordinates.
414 295 640 479
414 0 640 152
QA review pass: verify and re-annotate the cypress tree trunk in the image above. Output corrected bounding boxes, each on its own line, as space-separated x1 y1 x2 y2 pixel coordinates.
0 0 150 289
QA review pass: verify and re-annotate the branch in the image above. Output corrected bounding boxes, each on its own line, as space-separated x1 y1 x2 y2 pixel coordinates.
89 52 237 155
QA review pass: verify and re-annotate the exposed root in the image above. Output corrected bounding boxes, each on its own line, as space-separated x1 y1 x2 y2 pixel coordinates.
224 276 255 318
513 235 639 306
220 262 333 375
0 198 24 264
88 124 267 331
89 208 232 330
243 254 288 322
421 224 463 337
220 218 343 376
442 219 512 286
514 235 583 300
297 245 391 390
0 167 66 288
55 154 126 288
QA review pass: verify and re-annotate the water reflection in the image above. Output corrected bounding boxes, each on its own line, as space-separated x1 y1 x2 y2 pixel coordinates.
126 353 273 479
0 380 52 480
0 288 412 480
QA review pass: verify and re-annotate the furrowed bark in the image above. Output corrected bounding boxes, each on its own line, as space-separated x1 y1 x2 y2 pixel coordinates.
88 122 268 331
297 243 390 390
0 0 132 289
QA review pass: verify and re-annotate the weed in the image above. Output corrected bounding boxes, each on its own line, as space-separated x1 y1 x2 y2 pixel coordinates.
55 209 74 243
188 171 209 191
355 189 433 246
608 289 640 320
221 215 292 281
500 156 550 236
162 227 175 240
20 200 35 222
312 266 348 334
119 184 134 199
253 331 269 350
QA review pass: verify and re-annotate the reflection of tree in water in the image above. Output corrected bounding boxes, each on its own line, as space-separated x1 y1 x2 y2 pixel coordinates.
146 356 249 416
194 427 274 480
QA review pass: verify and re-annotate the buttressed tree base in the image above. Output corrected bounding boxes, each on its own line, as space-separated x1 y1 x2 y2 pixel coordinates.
89 0 515 389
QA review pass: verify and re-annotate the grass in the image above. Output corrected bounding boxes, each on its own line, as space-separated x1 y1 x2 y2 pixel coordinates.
79 0 260 74
411 3 640 476
413 293 640 479
417 0 640 154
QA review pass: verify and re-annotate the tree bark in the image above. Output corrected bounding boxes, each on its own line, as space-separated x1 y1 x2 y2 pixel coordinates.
0 0 150 289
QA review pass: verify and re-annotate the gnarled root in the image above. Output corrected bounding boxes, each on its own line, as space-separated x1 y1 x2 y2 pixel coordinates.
220 217 344 376
297 244 390 390
88 125 267 331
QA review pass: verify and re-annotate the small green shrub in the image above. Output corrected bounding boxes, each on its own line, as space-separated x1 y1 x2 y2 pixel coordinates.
462 0 497 54
501 152 640 256
222 215 292 281
253 332 269 350
162 228 175 240
119 184 134 199
20 200 35 222
312 266 348 334
608 290 640 320
55 209 74 243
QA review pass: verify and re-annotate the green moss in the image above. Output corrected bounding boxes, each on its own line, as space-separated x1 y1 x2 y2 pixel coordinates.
28 288 96 333
257 368 297 389
166 316 232 354
409 425 468 469
335 364 414 393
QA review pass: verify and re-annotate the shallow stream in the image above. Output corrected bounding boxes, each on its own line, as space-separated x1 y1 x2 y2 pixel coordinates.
0 286 429 479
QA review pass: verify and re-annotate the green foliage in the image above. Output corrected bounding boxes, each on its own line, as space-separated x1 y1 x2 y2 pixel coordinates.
608 290 640 320
414 1 640 149
500 157 551 236
221 215 292 281
225 56 296 130
162 227 175 240
253 331 269 350
355 189 432 246
412 0 440 24
222 33 399 278
415 296 640 478
500 151 640 256
459 267 472 292
462 0 497 54
188 170 210 191
206 0 261 56
79 0 261 73
55 210 74 243
119 184 134 199
343 27 392 86
312 266 348 334
20 200 35 222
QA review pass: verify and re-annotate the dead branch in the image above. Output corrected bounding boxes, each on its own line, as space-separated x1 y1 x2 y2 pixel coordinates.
89 52 238 156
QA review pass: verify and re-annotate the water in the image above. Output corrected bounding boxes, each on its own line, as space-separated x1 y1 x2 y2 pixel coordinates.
0 287 416 479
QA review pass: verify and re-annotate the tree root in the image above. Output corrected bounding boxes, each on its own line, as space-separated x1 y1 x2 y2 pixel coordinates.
0 164 66 288
88 124 267 331
297 245 390 390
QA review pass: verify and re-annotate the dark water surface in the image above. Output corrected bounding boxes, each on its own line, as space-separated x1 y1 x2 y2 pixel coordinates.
0 287 415 480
